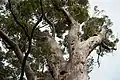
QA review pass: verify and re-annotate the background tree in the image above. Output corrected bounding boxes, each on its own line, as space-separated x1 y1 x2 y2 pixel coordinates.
0 0 118 80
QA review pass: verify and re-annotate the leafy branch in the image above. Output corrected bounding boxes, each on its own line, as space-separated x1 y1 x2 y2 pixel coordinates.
7 0 43 80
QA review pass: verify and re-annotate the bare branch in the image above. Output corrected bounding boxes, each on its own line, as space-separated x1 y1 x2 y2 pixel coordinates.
85 28 106 57
59 7 76 24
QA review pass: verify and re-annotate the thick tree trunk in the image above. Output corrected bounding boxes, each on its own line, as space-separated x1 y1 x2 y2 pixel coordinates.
59 34 106 80
59 54 88 80
50 4 106 80
64 63 88 80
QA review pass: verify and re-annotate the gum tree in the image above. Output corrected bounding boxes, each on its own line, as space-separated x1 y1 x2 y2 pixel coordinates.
0 0 118 80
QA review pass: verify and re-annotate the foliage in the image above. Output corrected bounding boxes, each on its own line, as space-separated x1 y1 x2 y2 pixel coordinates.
0 0 118 79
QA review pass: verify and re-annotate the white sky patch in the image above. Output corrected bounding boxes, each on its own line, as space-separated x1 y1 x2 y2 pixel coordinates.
55 30 69 44
89 0 120 80
79 22 84 34
0 41 7 52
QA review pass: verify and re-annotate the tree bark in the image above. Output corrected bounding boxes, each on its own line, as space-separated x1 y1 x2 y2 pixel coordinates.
50 4 106 80
60 30 106 80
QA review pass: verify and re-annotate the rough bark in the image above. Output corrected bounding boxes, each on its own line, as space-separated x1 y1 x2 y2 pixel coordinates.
50 4 106 80
0 30 36 80
33 30 67 80
61 28 106 80
47 37 66 80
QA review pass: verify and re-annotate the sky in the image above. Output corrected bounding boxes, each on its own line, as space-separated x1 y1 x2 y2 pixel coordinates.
89 0 120 80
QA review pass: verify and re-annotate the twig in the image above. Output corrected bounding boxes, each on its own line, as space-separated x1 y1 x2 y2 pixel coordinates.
97 54 100 68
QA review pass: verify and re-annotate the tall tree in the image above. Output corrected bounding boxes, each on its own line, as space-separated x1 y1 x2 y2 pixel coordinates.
0 0 118 80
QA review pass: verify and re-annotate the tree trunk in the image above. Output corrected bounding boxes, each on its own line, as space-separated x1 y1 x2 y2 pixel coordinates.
65 63 88 80
60 59 88 80
49 4 106 80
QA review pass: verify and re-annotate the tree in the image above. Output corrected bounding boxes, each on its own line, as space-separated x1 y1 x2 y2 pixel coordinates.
0 0 118 80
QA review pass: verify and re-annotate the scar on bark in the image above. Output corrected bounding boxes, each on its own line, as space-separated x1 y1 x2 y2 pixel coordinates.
60 71 68 80
71 40 75 45
72 47 75 51
60 71 67 75
71 43 74 45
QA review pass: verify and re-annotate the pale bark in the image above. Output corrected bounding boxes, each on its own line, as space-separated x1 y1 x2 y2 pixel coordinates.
61 29 106 80
34 30 66 80
50 5 106 80
47 37 65 79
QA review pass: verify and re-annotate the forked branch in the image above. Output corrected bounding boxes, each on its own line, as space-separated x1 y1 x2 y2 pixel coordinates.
20 1 43 80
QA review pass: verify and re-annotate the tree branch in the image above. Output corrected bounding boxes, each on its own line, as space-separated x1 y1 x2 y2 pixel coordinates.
0 29 35 80
43 16 56 38
8 0 43 79
34 29 66 79
20 2 43 80
39 0 55 38
85 28 106 57
59 7 76 24
52 0 76 24
20 15 43 80
8 0 29 38
55 6 81 59
47 37 65 79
